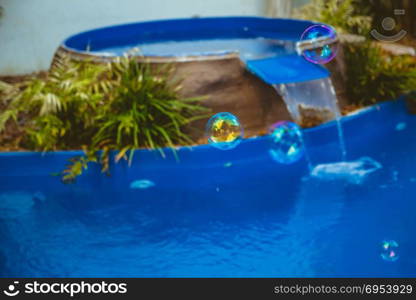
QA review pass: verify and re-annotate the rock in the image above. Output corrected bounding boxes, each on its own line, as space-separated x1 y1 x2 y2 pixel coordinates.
171 57 293 140
378 42 416 56
53 47 293 141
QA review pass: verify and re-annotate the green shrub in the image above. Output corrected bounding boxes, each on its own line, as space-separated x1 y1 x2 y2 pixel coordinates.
295 0 415 39
293 0 372 35
344 42 416 106
0 56 208 181
295 0 416 108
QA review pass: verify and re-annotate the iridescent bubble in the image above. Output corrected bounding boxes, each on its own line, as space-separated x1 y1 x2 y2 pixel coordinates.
268 121 304 164
298 24 338 64
381 240 399 262
206 112 243 150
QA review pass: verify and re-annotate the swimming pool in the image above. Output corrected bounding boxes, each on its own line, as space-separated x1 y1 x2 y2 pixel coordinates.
60 17 311 60
1 99 415 277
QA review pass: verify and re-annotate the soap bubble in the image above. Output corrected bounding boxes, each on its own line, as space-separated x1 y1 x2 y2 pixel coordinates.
381 240 399 262
206 112 243 150
268 121 304 164
298 24 338 64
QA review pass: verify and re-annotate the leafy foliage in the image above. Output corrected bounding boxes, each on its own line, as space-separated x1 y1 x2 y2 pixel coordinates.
295 0 416 108
0 55 208 182
293 0 372 35
344 42 416 106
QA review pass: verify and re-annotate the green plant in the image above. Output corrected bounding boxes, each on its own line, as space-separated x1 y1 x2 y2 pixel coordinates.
0 56 208 182
344 42 416 105
293 0 372 35
294 0 416 108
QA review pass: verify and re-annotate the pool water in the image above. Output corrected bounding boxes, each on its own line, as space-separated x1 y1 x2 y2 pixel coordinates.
0 100 415 277
95 37 295 60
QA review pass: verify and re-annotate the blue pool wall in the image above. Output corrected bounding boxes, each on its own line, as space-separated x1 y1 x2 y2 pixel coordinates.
0 99 408 185
0 99 411 252
63 17 317 53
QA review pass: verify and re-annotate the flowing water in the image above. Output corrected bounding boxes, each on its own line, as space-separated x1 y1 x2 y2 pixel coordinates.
274 77 347 168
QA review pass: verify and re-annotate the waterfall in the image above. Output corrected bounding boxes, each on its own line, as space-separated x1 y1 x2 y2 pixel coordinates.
274 77 347 166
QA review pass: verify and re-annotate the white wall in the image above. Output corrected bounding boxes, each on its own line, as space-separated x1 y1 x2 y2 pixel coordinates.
0 0 303 75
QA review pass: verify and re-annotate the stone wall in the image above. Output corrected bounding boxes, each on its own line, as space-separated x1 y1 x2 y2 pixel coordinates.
171 57 293 141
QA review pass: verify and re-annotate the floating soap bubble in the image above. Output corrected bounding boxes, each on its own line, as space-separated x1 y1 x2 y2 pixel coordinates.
381 240 399 262
130 179 155 190
268 121 304 164
298 24 338 64
206 112 243 150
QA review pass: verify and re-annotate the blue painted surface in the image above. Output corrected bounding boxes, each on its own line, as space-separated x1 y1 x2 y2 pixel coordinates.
62 17 329 84
1 99 416 277
63 17 316 53
246 54 329 84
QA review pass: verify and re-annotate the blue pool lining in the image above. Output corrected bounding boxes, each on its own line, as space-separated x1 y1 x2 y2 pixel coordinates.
0 99 406 157
62 17 318 54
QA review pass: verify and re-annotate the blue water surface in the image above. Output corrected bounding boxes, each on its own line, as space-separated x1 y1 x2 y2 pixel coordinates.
0 100 415 277
99 38 295 60
63 17 329 84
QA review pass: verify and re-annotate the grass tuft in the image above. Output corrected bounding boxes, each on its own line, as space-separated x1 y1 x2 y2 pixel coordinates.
0 55 209 182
